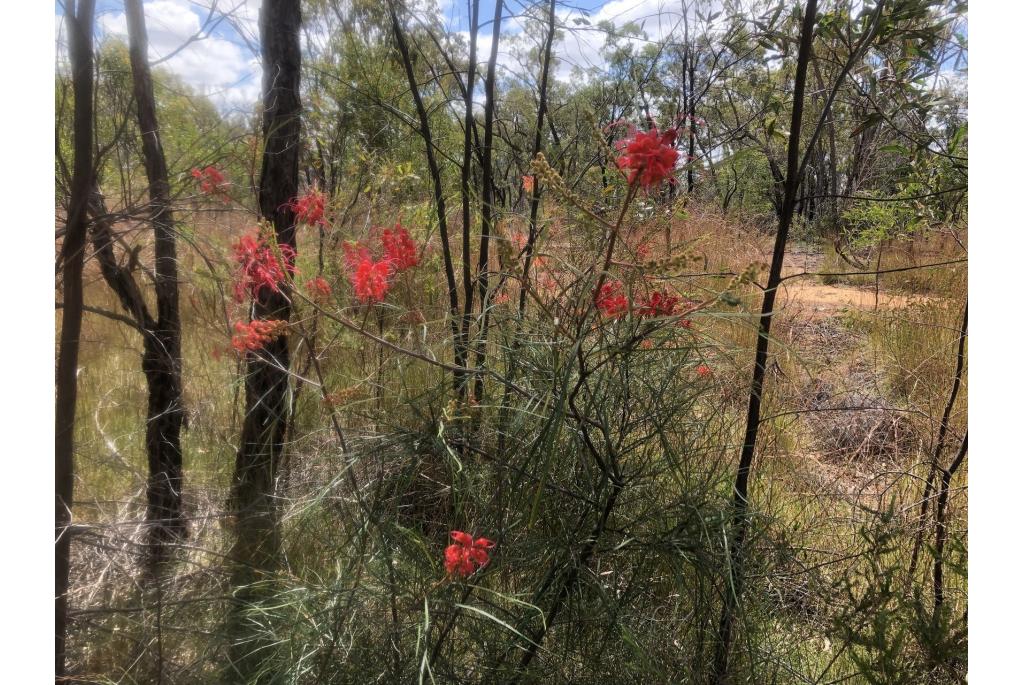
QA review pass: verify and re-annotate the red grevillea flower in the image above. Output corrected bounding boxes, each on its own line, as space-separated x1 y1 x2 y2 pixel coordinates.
350 257 392 303
522 175 535 194
230 319 287 353
696 363 712 378
342 241 372 272
191 165 229 199
595 281 629 318
381 223 419 272
636 290 681 318
305 276 332 303
232 232 296 302
288 187 328 227
444 530 495 578
615 126 679 188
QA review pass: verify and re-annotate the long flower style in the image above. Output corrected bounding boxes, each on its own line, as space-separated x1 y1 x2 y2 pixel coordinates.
444 531 495 578
230 319 288 353
191 165 230 200
615 126 679 187
381 223 419 272
350 257 392 304
288 187 328 227
305 276 332 303
232 232 296 302
636 290 681 318
595 280 629 318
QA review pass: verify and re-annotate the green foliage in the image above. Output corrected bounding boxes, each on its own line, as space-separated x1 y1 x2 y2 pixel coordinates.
841 192 919 249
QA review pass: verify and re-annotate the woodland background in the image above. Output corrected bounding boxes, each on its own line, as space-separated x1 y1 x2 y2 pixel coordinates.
54 0 967 682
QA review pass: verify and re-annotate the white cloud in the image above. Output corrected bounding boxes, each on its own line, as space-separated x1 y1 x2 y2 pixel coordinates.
95 0 261 113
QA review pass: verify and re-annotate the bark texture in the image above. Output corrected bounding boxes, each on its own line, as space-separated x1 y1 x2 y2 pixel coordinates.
56 0 95 678
228 0 301 679
126 0 187 560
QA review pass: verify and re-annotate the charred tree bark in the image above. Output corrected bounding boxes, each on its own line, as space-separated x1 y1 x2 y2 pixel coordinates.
709 2 818 682
388 0 464 389
516 0 557 319
125 0 187 564
934 431 966 613
56 0 95 678
459 0 480 398
684 4 698 193
909 301 967 584
470 0 504 402
228 0 301 679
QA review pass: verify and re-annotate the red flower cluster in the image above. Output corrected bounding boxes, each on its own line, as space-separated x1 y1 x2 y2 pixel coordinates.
305 276 332 303
232 232 296 302
696 363 712 378
522 175 535 194
596 281 629 318
191 165 229 199
444 531 495 578
231 319 287 353
382 224 419 271
615 126 679 187
351 257 391 303
636 290 681 318
343 223 421 304
288 187 328 227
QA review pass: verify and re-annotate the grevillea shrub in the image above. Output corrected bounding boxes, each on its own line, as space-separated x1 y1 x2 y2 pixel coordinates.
288 187 329 227
212 123 776 685
191 165 230 201
232 230 296 302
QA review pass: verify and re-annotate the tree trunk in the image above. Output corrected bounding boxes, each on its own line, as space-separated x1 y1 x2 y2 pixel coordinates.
470 0 504 402
459 0 480 398
517 0 557 319
710 2 818 682
228 0 301 679
125 0 187 564
909 301 968 584
388 0 464 390
56 1 95 679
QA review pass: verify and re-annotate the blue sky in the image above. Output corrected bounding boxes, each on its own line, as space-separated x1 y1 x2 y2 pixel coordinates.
54 0 701 113
55 1 967 115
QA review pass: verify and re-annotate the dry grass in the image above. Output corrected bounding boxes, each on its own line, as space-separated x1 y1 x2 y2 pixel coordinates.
63 199 967 683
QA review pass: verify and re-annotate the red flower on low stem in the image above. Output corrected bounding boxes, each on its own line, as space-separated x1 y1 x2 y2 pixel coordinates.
615 126 679 188
595 280 629 318
288 187 328 227
305 276 332 303
522 175 535 194
381 222 419 272
444 531 495 578
232 231 296 302
230 319 288 354
349 256 392 304
191 165 230 200
636 289 681 318
696 363 712 378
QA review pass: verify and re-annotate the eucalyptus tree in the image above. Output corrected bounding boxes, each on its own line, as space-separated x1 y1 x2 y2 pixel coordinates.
228 0 303 679
56 2 96 677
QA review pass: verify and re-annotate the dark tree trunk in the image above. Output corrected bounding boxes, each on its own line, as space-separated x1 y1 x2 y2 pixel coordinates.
686 25 697 193
459 0 480 398
710 2 818 682
934 431 966 613
517 0 557 319
56 1 95 679
389 0 464 388
470 0 504 402
909 302 968 584
126 0 187 563
228 0 301 679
